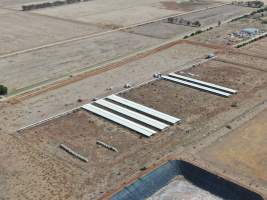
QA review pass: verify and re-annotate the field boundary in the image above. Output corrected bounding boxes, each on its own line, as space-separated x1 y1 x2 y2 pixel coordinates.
16 107 79 133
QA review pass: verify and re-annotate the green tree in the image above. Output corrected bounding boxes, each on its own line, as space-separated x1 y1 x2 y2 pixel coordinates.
193 21 201 27
0 85 8 95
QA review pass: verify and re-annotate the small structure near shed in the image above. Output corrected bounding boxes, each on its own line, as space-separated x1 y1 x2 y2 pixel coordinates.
240 28 260 35
228 28 263 40
205 53 215 59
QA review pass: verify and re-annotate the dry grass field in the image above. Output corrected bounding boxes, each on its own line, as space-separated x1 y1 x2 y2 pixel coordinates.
126 4 254 39
0 0 267 199
0 31 162 92
197 108 267 196
0 42 214 134
15 56 267 199
30 0 208 27
0 10 103 54
242 37 267 56
120 60 267 126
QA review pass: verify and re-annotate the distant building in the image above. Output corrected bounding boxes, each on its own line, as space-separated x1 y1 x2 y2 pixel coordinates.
240 28 260 35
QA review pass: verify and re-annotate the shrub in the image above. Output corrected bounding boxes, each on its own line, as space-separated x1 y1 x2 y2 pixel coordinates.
196 30 203 34
193 21 201 27
0 85 8 95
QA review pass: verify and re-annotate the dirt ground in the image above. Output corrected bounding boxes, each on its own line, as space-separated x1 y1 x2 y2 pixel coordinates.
0 31 162 92
120 60 267 127
125 20 196 39
19 109 145 170
15 57 267 199
0 1 267 199
0 10 103 55
0 3 254 95
30 0 211 27
0 133 91 200
179 4 254 26
197 107 267 196
160 0 223 12
189 18 267 46
31 0 181 26
126 4 254 39
0 42 213 134
216 51 267 72
242 37 267 56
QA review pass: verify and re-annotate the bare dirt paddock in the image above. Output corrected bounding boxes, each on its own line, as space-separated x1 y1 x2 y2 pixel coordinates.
197 107 267 196
18 58 267 199
0 42 214 134
30 0 183 27
0 1 266 199
19 109 145 171
120 60 267 127
0 10 103 55
29 0 221 27
0 31 162 93
125 4 254 39
215 50 267 72
0 133 90 200
160 0 224 12
242 37 267 57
